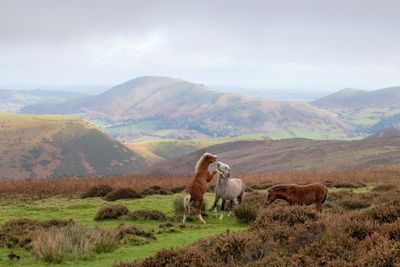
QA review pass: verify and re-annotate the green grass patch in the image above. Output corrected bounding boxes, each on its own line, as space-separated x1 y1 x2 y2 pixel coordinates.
0 193 246 266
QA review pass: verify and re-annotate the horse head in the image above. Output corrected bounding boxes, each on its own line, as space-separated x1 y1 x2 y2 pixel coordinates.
216 161 230 178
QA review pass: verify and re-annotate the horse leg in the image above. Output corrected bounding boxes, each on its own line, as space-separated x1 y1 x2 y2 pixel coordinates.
197 199 206 224
220 199 226 220
210 196 219 212
228 200 234 217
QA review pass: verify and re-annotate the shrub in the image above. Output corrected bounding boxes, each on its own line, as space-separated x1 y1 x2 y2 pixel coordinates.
362 204 400 224
328 182 366 189
289 223 326 253
94 205 129 221
127 210 167 221
116 224 154 239
344 219 378 240
170 186 185 194
250 181 274 190
372 184 397 192
141 185 172 196
233 203 259 223
31 224 118 263
104 188 142 201
254 206 317 227
0 218 74 248
81 184 113 198
338 199 370 210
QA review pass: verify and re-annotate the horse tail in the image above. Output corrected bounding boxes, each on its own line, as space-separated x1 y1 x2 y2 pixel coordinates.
322 188 328 203
183 193 191 213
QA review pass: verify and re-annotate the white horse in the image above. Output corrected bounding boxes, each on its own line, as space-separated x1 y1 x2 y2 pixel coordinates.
210 161 245 220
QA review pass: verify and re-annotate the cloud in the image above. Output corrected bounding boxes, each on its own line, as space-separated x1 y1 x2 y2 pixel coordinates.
0 0 399 90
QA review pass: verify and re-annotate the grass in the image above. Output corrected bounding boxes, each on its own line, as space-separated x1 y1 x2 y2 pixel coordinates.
0 193 246 266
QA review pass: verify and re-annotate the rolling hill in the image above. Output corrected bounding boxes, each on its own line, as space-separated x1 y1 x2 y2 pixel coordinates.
126 135 271 164
136 136 400 176
22 76 353 141
312 86 400 111
311 86 400 131
0 113 145 179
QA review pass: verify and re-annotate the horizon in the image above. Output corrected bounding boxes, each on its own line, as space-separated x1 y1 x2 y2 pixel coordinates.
1 0 400 92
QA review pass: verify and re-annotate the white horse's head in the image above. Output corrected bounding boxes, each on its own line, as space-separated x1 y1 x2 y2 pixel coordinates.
216 161 231 178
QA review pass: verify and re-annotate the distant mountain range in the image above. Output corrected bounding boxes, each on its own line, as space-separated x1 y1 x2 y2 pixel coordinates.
0 89 87 113
22 76 352 141
311 86 400 133
0 113 145 179
137 133 400 176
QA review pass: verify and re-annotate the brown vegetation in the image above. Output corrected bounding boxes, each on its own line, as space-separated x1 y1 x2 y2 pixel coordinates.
104 188 142 201
1 166 400 199
94 205 129 221
116 178 400 266
127 210 167 221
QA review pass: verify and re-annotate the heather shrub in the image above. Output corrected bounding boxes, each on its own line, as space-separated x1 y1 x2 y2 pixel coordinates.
356 233 400 267
81 184 113 198
233 202 259 223
141 185 172 196
170 186 185 194
31 224 118 263
372 184 397 192
289 223 326 253
129 247 207 267
250 181 273 190
344 219 378 240
382 219 400 241
254 206 317 227
127 210 167 221
338 198 370 210
362 204 400 224
116 224 154 239
104 188 142 201
328 182 365 189
94 205 129 221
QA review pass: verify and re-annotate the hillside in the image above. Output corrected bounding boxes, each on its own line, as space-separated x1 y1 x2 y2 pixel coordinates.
126 135 271 164
0 89 86 113
312 87 400 131
137 136 400 176
312 87 400 110
23 76 353 140
0 113 145 179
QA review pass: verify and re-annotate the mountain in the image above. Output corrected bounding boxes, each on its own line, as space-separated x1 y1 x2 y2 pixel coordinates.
0 89 86 113
312 87 400 110
0 113 145 179
366 126 400 139
22 76 353 140
136 136 400 176
312 86 400 132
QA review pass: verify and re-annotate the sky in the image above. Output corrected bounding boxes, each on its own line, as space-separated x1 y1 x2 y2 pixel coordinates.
0 0 399 92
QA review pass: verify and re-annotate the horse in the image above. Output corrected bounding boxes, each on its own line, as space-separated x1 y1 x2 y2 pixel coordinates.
265 183 328 212
210 161 245 220
183 152 218 224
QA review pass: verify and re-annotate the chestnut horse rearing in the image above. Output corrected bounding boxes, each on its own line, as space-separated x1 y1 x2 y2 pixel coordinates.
183 152 218 224
265 183 328 212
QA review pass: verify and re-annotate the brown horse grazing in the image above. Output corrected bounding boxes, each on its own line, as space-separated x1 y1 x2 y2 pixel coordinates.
183 152 218 224
265 183 328 212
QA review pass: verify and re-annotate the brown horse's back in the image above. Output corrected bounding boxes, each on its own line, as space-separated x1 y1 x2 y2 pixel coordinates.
267 182 328 212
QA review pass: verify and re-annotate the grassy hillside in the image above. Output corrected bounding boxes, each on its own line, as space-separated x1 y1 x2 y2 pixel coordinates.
23 76 353 141
0 193 245 267
312 87 400 132
137 136 400 176
0 113 145 179
126 135 270 164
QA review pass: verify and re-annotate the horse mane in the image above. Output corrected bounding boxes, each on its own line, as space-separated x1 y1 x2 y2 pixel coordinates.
195 153 214 173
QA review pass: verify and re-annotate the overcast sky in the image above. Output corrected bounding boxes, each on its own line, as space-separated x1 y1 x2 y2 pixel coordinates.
0 0 399 91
